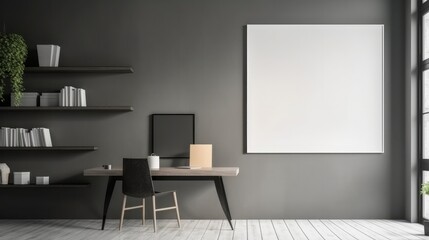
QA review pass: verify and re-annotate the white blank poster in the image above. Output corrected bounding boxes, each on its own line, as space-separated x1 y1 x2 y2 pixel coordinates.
246 25 384 153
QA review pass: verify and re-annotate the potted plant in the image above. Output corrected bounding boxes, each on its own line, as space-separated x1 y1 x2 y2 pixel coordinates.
422 182 429 235
0 33 28 105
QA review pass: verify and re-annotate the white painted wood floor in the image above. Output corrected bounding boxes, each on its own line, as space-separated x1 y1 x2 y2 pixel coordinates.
0 219 427 240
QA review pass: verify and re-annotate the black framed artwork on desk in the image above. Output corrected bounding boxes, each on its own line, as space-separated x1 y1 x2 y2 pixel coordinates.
151 114 195 158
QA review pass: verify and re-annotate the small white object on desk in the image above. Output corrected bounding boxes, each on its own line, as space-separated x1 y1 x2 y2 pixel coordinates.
148 153 160 169
14 172 30 185
102 165 112 170
36 176 49 185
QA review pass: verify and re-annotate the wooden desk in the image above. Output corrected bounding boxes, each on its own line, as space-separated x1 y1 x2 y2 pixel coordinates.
84 167 239 230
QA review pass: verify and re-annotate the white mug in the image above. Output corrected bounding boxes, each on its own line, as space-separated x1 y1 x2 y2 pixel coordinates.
148 154 160 169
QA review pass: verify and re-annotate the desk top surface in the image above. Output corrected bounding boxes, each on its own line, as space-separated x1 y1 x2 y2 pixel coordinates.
83 167 239 177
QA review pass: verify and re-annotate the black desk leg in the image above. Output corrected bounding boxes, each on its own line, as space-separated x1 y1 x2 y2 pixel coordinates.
214 176 234 230
101 176 118 230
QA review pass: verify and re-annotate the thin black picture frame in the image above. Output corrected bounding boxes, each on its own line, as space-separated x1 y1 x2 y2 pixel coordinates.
151 114 195 159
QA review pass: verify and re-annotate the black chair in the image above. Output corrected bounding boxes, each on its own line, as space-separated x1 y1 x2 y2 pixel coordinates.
120 158 181 232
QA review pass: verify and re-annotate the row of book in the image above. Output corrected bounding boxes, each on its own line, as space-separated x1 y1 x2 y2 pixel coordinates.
0 127 53 147
60 86 87 107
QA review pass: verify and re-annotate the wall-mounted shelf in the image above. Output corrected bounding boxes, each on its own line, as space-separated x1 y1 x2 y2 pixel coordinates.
0 106 134 112
0 183 90 188
0 146 98 151
25 66 134 73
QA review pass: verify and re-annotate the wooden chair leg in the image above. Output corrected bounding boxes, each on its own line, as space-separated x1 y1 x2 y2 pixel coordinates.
142 198 145 225
152 195 157 232
173 192 181 228
119 195 127 231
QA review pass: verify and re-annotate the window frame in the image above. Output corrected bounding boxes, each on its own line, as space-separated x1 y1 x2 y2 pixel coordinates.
419 0 429 223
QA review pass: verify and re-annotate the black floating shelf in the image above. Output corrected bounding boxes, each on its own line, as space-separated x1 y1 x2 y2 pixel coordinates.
0 183 90 188
25 66 134 73
0 146 98 151
0 106 134 111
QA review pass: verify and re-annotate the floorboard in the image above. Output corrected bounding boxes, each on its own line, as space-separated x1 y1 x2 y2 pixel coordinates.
284 220 308 240
247 220 262 240
271 220 293 240
0 219 427 240
233 219 248 240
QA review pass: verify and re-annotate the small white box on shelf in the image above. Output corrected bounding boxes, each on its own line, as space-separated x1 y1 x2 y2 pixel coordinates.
37 45 60 67
40 93 60 107
14 172 30 185
36 176 49 185
11 92 39 107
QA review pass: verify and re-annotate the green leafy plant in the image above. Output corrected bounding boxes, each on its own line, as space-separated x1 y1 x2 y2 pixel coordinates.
422 183 429 195
0 33 27 105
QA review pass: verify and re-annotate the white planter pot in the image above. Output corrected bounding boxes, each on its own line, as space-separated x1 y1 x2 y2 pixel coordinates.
37 45 60 67
0 163 10 185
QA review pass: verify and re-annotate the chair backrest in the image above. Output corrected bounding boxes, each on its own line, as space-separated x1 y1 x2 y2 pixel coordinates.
123 158 155 198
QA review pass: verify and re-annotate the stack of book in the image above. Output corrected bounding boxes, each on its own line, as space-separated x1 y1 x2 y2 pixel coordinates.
59 86 87 107
0 127 53 147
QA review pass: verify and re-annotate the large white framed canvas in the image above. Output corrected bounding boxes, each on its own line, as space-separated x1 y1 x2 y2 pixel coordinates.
246 24 384 153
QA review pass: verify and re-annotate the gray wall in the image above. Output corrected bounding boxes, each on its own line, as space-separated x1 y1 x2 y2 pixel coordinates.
0 0 406 219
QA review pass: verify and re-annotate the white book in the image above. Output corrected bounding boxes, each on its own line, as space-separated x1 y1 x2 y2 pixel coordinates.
13 128 16 147
0 128 3 147
25 131 31 147
8 128 11 147
4 127 10 147
77 89 81 107
63 88 66 106
60 89 64 107
19 128 27 147
41 128 52 147
29 130 34 147
13 128 17 147
65 86 69 107
37 128 45 147
7 128 11 147
53 46 60 67
1 127 9 147
81 89 86 107
19 129 24 147
74 88 80 107
0 129 3 147
32 129 40 147
19 128 25 147
16 129 19 147
6 128 10 147
70 87 77 107
32 129 37 147
1 128 5 147
18 129 22 147
10 128 16 147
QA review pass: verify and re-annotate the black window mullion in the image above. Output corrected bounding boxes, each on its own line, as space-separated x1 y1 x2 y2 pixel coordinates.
423 59 429 70
419 0 425 224
424 1 429 14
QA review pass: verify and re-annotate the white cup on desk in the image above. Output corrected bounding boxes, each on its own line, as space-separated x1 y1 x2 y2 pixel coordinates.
148 154 160 169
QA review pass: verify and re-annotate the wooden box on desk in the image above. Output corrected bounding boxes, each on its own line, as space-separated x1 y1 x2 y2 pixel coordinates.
189 144 212 168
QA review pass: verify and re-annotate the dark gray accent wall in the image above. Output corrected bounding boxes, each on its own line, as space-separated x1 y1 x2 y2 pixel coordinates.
0 0 405 219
